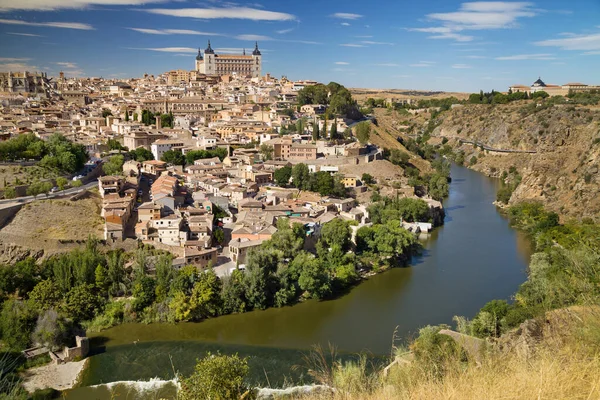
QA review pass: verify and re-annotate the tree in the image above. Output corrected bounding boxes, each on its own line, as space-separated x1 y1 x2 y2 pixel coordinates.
312 122 320 141
27 181 52 198
362 173 374 185
28 280 61 312
72 179 83 188
31 309 72 351
213 228 225 245
354 121 371 144
330 119 338 139
3 187 16 199
102 155 124 176
56 177 69 191
161 112 174 128
320 218 351 251
532 91 549 99
274 165 292 186
291 163 310 190
189 270 222 320
61 284 104 322
0 299 36 350
389 149 410 166
298 258 331 300
132 276 156 312
179 352 249 400
102 109 112 118
124 109 129 121
259 144 274 161
161 150 185 166
129 147 154 162
221 270 247 314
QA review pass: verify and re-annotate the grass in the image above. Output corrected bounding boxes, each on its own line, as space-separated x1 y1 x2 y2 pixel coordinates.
300 309 600 400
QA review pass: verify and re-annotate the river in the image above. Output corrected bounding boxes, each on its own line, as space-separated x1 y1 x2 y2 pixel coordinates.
66 164 532 398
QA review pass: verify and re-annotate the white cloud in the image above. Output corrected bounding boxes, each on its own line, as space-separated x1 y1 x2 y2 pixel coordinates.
276 28 294 34
144 7 296 21
0 0 165 11
408 2 537 42
340 43 365 47
410 61 436 67
332 12 362 20
55 61 78 69
355 35 373 38
341 22 350 26
465 55 487 59
534 33 600 51
373 63 400 67
0 62 39 72
0 57 30 62
128 28 223 36
495 53 556 60
452 63 472 69
582 51 600 55
0 19 93 30
235 34 272 41
335 61 349 65
6 32 43 37
135 47 197 53
360 40 394 45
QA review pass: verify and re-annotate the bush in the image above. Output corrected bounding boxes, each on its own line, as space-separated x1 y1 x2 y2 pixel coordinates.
179 352 249 400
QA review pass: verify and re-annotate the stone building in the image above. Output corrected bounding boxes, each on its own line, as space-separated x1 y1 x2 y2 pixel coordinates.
0 71 48 95
195 41 262 78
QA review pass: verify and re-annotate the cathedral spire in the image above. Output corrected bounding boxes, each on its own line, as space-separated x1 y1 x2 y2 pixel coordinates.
252 41 261 56
205 40 214 54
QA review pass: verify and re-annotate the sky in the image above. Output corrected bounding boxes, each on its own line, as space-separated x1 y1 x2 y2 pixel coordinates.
0 0 599 92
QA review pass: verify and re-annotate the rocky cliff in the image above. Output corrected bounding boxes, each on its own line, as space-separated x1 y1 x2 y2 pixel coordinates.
430 102 600 220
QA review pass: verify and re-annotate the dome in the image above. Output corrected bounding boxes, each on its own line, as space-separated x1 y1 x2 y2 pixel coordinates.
204 40 215 55
532 77 546 87
196 49 203 61
252 42 261 56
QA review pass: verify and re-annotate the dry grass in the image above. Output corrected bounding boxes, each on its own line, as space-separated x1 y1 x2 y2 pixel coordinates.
301 310 600 400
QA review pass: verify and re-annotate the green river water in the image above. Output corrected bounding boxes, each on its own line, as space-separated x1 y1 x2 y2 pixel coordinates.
65 164 532 398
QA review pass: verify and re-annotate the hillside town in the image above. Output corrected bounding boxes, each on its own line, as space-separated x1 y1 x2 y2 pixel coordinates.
0 43 442 277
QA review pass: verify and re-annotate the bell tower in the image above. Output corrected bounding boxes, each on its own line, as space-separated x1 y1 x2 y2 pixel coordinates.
251 42 262 79
195 48 203 72
204 40 215 75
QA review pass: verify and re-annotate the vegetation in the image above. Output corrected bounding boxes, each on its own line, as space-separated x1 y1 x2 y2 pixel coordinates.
161 150 185 166
297 82 362 120
179 353 249 400
102 155 125 176
129 147 154 162
140 109 175 128
185 148 228 165
290 163 346 197
0 134 88 173
354 121 371 144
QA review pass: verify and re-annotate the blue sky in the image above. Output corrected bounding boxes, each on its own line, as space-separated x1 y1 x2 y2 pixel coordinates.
0 0 599 92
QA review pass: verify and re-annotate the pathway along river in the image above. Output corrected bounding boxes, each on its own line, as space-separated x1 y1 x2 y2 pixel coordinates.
67 164 532 398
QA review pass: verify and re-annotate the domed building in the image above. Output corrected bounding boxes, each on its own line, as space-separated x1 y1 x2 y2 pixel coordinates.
195 41 262 79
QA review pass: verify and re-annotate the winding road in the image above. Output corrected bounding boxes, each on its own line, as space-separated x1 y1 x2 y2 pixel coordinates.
0 180 98 209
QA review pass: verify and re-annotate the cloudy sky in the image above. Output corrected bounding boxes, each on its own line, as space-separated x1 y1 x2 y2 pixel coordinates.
0 0 599 92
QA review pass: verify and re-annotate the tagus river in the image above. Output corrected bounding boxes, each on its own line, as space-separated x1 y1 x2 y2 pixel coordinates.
67 165 532 398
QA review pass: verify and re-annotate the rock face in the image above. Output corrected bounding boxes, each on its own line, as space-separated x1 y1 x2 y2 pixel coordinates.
432 103 600 219
0 241 44 264
495 319 544 359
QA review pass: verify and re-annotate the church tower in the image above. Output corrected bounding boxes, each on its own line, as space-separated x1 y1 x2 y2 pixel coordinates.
203 40 215 75
252 42 262 79
195 48 203 72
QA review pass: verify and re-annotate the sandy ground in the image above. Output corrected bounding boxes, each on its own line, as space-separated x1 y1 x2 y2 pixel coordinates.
21 359 88 392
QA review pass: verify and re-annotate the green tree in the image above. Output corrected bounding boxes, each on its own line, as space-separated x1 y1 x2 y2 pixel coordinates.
532 91 549 99
61 284 104 322
189 270 222 320
291 163 310 190
330 119 338 139
129 147 154 162
102 155 124 176
27 181 52 198
132 276 156 312
213 228 225 244
56 177 69 191
95 264 109 294
102 109 112 118
312 122 320 141
354 121 371 144
3 187 16 199
274 165 292 186
28 280 61 312
298 258 331 300
72 179 83 188
155 253 174 302
124 109 129 121
320 218 351 251
161 150 185 166
179 352 249 400
259 144 274 161
0 300 36 350
361 173 374 184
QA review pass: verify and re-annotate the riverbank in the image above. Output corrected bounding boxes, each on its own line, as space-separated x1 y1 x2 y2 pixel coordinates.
21 359 88 393
65 165 531 397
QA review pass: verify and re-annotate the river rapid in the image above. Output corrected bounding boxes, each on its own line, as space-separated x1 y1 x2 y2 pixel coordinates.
65 164 532 399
